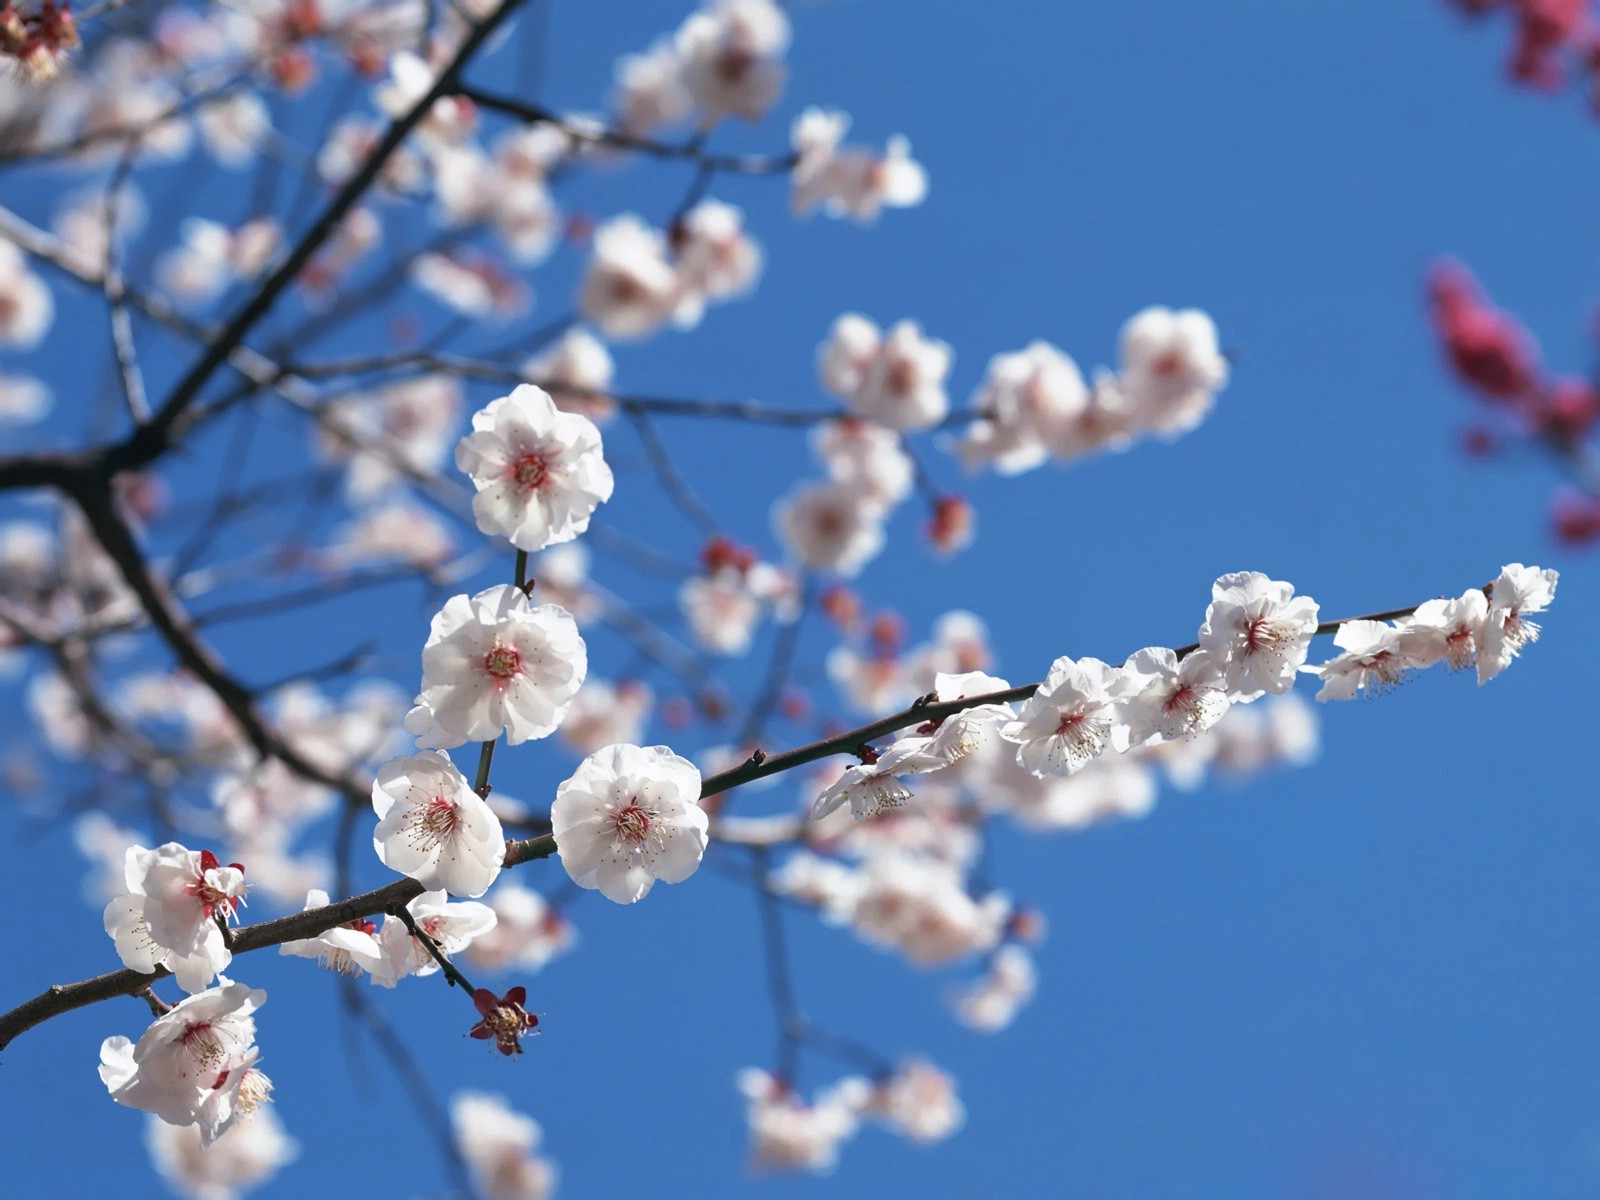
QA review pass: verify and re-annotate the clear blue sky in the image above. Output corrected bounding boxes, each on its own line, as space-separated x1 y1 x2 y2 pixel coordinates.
3 2 1599 1198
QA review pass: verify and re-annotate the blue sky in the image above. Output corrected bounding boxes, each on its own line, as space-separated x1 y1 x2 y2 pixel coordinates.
3 2 1599 1198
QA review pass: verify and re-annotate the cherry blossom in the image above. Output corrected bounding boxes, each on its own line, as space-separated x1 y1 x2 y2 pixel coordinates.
1122 647 1231 746
670 198 763 321
949 945 1036 1033
811 418 915 507
850 854 1009 966
404 584 587 749
790 108 928 222
452 1091 557 1200
550 743 707 904
99 980 268 1142
818 314 953 431
680 567 766 656
889 670 1016 771
614 37 691 136
675 0 790 124
455 384 615 552
1478 562 1558 683
1397 588 1489 672
0 238 53 349
1118 306 1229 435
1310 620 1418 701
1001 655 1134 777
278 890 387 979
461 882 576 975
773 480 886 577
523 327 615 425
578 215 681 339
737 1070 863 1174
105 844 249 994
558 679 653 755
146 1108 298 1200
373 889 498 985
1197 571 1321 701
0 373 48 424
862 1059 965 1144
810 745 927 822
371 751 505 898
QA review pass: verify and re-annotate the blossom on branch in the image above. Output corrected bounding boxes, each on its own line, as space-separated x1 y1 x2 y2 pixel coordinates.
404 585 587 749
372 751 505 898
550 743 707 904
455 384 615 553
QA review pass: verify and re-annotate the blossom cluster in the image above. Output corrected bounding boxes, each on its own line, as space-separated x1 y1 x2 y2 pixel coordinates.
1442 0 1600 111
1426 258 1600 544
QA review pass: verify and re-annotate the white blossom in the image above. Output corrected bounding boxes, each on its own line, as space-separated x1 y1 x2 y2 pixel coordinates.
1118 306 1229 435
1311 620 1417 701
374 889 497 985
1121 647 1230 746
100 980 268 1143
372 751 505 898
949 945 1036 1032
819 314 952 431
404 585 587 749
773 480 886 577
461 882 576 974
105 844 249 994
550 743 707 904
1001 655 1134 777
737 1070 862 1175
455 384 615 552
0 239 52 348
1396 588 1488 673
676 0 789 124
1197 571 1320 701
578 215 680 339
1478 563 1558 684
146 1108 297 1200
452 1091 557 1200
278 889 386 978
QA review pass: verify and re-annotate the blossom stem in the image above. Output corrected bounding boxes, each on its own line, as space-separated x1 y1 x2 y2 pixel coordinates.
473 740 496 799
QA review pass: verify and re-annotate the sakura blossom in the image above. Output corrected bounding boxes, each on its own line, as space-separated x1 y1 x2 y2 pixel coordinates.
1117 305 1230 435
99 980 267 1142
773 480 887 576
550 742 707 904
675 0 790 124
456 384 615 553
850 854 1009 967
468 985 540 1056
790 108 928 222
404 584 587 749
1478 563 1559 683
0 373 49 424
819 314 953 431
1310 620 1419 701
523 326 616 424
1198 571 1322 701
614 37 692 136
1397 588 1490 673
949 945 1037 1033
146 1108 298 1200
578 214 681 339
371 751 505 898
452 1091 557 1200
1001 655 1134 777
810 745 924 822
0 238 53 348
373 889 498 985
1121 647 1231 746
278 890 387 979
738 1069 864 1175
461 882 576 975
105 843 249 994
557 678 653 755
670 198 763 320
861 1059 965 1144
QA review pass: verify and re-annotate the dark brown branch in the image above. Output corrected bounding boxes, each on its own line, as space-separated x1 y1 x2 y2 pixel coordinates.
0 835 556 1053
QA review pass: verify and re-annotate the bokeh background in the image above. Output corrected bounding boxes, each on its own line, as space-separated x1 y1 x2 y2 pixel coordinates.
3 2 1598 1197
